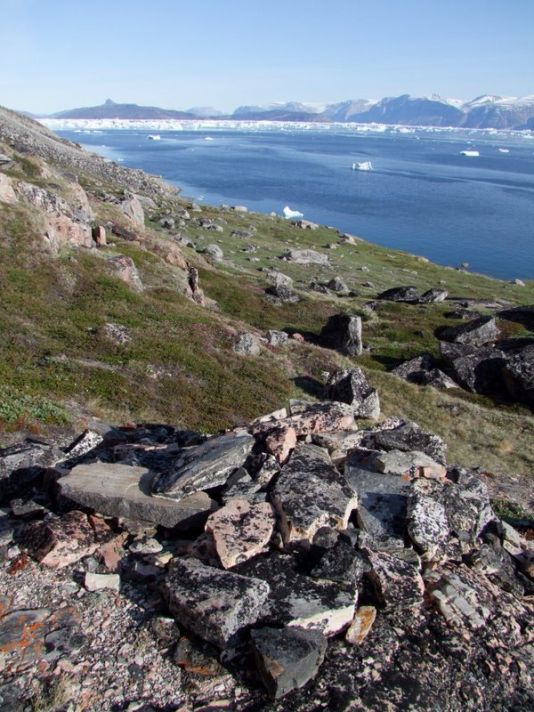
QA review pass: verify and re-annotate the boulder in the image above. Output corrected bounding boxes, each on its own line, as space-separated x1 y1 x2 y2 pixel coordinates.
163 557 270 648
448 347 506 395
365 421 447 465
251 401 356 440
236 553 356 636
251 627 327 699
92 225 107 246
281 249 330 266
391 354 458 389
106 255 144 292
376 286 420 302
498 305 534 330
204 244 224 261
271 444 358 546
266 330 289 347
60 462 216 528
327 276 349 293
366 549 425 609
326 368 380 419
320 313 363 356
295 219 320 230
439 316 500 347
205 498 275 568
372 449 447 480
418 288 448 303
0 439 60 503
261 268 293 288
310 539 368 586
119 193 145 228
265 284 300 303
151 432 255 500
502 343 534 408
234 332 262 356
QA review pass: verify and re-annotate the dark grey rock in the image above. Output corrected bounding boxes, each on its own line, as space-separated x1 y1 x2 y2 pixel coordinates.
326 367 380 419
272 444 358 546
235 553 356 636
391 353 434 380
265 284 299 303
366 549 424 609
344 459 409 549
251 626 327 699
60 463 216 528
365 421 447 465
163 557 270 648
320 313 363 356
310 540 368 586
327 276 349 293
152 432 255 500
0 439 60 503
449 347 506 395
439 316 500 347
376 286 420 302
502 343 534 408
498 304 534 330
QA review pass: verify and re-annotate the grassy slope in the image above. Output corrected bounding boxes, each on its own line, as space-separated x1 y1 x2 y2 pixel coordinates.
0 145 533 486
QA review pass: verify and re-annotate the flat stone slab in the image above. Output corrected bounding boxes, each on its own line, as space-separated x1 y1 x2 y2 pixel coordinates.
162 557 270 648
152 432 254 500
373 449 447 480
236 553 356 637
345 459 409 549
205 498 275 568
272 444 358 546
251 626 327 699
60 463 216 528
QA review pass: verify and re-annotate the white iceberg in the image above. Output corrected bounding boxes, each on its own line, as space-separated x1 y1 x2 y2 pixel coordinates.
283 205 304 219
204 136 214 141
147 134 161 140
352 161 373 171
498 148 509 153
460 149 479 157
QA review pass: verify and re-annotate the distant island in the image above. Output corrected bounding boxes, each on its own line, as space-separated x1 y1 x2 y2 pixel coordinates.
40 94 534 129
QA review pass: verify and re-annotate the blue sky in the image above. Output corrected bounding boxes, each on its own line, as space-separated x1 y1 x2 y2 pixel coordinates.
2 0 533 113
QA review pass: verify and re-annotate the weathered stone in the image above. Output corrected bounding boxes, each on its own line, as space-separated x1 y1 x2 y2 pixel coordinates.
204 243 224 261
234 332 261 356
272 444 358 546
345 460 409 549
310 539 368 586
320 314 363 356
407 479 450 560
0 439 60 503
17 510 102 568
440 468 496 544
60 462 216 528
440 316 500 347
205 498 275 568
425 565 494 629
106 255 144 292
326 368 380 419
120 193 145 228
419 288 448 303
129 537 163 555
366 549 424 609
311 430 361 454
152 432 254 500
345 606 377 645
162 557 270 648
502 343 534 408
392 354 458 390
281 248 330 266
251 626 327 699
84 572 120 592
327 276 349 293
498 304 534 330
265 283 299 303
252 402 355 440
261 268 293 288
264 426 297 464
448 346 506 395
59 429 104 466
266 329 289 347
368 421 447 464
236 553 356 636
373 449 447 480
0 173 17 204
377 286 420 302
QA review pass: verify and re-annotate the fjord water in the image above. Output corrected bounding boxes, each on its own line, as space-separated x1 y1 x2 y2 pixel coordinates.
64 127 534 279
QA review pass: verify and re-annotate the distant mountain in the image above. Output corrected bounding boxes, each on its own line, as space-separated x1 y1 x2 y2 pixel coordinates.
45 93 534 129
50 98 197 120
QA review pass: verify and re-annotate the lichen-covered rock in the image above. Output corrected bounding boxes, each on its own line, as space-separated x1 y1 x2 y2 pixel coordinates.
377 286 420 302
272 445 358 546
320 313 363 356
152 432 254 500
373 449 447 480
205 498 275 568
0 173 17 204
407 479 450 561
440 316 500 347
502 343 534 408
251 626 327 699
236 553 356 636
366 549 425 609
252 402 356 442
326 368 380 419
0 439 60 503
282 248 330 266
418 288 448 303
234 332 261 356
365 421 447 465
106 254 144 292
163 557 270 647
119 192 145 228
424 565 494 629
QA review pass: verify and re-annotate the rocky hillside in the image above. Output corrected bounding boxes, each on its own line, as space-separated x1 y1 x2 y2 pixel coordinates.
0 106 533 711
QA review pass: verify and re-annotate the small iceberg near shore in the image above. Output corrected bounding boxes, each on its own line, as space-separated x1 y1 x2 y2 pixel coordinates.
498 148 510 153
460 149 479 157
352 161 373 171
283 206 304 219
147 134 161 141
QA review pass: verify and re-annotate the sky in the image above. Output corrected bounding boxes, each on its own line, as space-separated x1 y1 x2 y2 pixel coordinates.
1 0 533 114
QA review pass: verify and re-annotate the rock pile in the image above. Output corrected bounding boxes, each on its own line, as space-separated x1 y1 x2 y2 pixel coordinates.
0 389 532 708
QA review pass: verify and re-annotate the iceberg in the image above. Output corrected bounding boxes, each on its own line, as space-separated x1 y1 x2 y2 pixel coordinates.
147 134 161 140
352 161 373 171
498 148 509 153
460 149 479 157
283 206 304 219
